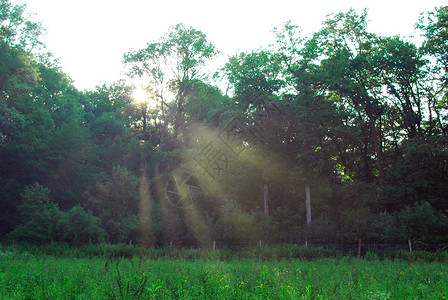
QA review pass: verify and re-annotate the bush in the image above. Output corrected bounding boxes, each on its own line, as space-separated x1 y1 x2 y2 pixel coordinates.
60 205 106 245
9 183 61 243
218 200 260 245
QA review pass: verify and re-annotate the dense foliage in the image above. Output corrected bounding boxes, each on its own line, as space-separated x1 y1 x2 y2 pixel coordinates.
0 0 447 247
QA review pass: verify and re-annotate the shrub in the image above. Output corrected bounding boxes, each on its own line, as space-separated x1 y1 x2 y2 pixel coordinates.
60 205 106 245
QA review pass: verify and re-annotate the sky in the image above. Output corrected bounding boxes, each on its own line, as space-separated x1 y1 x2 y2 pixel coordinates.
11 0 447 91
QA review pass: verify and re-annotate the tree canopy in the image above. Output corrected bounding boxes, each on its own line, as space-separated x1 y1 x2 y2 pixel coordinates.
1 0 447 247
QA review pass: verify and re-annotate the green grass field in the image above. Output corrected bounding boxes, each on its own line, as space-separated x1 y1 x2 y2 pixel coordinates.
0 246 447 299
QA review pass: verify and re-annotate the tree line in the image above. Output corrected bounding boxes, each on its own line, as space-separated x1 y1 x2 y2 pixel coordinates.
1 0 447 247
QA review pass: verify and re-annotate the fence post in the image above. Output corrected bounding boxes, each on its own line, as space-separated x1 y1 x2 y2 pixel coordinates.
259 240 262 247
170 241 173 249
129 240 132 246
357 238 362 258
408 238 412 252
213 240 216 251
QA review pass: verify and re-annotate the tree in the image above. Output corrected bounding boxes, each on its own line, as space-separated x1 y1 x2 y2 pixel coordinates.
218 200 259 245
384 136 448 212
124 24 217 183
0 1 64 238
125 24 217 141
0 98 24 146
0 0 43 51
225 50 284 105
87 166 140 243
224 50 286 214
418 6 448 83
417 6 448 135
33 61 83 127
314 9 386 185
61 205 106 245
372 37 426 138
10 183 60 243
45 120 98 209
183 80 234 127
398 202 448 244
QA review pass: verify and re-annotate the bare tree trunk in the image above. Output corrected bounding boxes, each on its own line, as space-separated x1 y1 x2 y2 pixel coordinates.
306 186 311 225
305 186 311 248
263 183 269 215
263 171 269 215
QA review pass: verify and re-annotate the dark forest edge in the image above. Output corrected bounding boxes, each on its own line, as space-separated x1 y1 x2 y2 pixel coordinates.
1 0 448 249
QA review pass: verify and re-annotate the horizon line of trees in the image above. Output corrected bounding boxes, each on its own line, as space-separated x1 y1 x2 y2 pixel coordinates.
1 0 447 247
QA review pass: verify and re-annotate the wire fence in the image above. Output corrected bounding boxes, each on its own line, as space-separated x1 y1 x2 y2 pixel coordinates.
5 237 448 254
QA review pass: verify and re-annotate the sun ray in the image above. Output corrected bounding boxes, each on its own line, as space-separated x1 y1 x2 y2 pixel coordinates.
139 172 155 246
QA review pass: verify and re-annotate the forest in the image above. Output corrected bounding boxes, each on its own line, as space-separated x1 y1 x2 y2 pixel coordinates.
1 0 447 249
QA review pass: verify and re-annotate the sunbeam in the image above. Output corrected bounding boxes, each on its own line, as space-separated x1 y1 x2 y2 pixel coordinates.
139 171 155 246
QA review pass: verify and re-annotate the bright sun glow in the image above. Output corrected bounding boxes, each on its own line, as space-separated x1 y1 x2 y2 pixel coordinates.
132 87 158 108
132 87 148 104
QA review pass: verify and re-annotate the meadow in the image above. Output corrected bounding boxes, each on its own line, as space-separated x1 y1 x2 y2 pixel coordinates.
0 245 447 299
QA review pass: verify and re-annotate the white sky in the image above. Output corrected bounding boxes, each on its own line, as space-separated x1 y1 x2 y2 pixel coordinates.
11 0 447 91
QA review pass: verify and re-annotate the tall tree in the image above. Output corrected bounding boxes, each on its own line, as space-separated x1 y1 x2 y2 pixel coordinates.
315 9 386 185
224 50 286 214
124 24 217 181
124 24 216 143
0 0 43 51
417 6 448 135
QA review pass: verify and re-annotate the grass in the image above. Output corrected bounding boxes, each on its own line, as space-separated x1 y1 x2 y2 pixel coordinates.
10 243 347 261
0 245 447 299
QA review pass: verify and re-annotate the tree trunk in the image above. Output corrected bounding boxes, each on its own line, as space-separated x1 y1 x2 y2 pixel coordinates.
306 186 311 225
173 86 188 142
142 103 147 138
263 171 269 215
154 124 166 178
263 183 269 215
368 117 384 186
